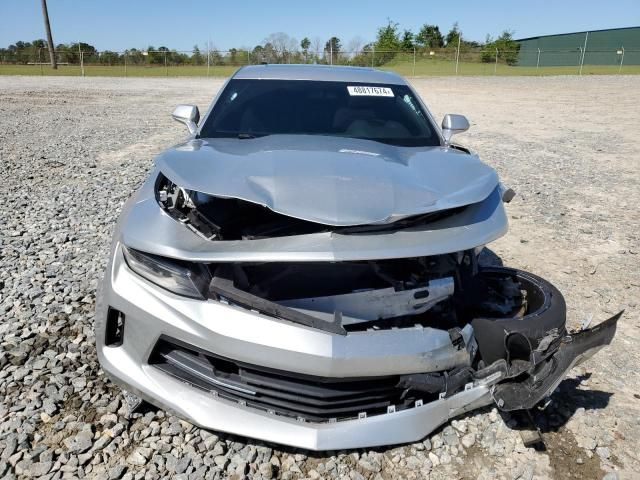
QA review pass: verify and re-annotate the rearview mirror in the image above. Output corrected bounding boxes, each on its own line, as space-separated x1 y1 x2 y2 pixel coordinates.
441 114 470 144
172 104 200 135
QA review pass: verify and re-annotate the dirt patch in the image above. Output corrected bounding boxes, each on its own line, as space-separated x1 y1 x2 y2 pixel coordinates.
543 428 604 480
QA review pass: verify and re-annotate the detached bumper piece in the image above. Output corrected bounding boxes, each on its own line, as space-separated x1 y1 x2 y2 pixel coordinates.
492 311 621 411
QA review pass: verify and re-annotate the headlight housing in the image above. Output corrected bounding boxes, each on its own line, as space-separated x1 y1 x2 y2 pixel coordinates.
122 246 212 299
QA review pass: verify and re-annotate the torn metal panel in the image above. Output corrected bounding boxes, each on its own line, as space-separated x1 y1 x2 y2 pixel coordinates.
279 277 454 325
209 265 347 336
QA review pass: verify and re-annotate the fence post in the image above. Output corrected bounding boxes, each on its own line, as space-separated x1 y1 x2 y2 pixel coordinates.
80 51 85 77
577 46 582 74
579 31 589 75
330 43 333 65
494 48 498 74
372 45 374 67
619 46 625 73
536 48 540 70
39 48 43 75
247 50 250 66
124 52 127 77
455 35 461 74
164 51 168 76
412 47 416 76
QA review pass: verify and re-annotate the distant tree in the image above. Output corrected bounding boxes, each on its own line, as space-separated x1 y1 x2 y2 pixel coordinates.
172 50 190 65
375 20 401 50
445 22 461 47
300 37 311 62
346 36 365 56
76 42 97 62
124 48 145 65
3 40 49 64
228 48 238 65
145 46 168 65
374 20 401 64
324 36 341 63
264 32 297 61
311 37 323 59
415 24 444 48
300 37 311 57
482 30 520 65
77 42 96 55
209 46 223 65
253 42 277 63
53 42 96 64
401 30 414 51
252 44 264 61
192 45 204 65
100 50 120 65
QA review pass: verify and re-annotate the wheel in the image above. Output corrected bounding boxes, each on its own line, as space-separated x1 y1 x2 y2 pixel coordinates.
467 267 567 365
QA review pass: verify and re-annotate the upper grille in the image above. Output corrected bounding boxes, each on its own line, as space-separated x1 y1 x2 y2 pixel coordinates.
150 337 419 422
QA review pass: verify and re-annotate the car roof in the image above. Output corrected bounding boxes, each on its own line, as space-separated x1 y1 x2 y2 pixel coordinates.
232 64 408 85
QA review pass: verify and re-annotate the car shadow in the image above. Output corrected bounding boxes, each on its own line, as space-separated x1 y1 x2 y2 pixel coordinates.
523 373 612 433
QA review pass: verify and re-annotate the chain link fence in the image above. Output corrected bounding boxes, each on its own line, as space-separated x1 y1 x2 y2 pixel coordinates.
0 46 637 77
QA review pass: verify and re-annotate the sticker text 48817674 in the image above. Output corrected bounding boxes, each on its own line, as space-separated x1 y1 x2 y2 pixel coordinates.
347 86 394 97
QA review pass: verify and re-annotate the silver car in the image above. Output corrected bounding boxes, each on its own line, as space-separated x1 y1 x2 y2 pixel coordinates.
96 65 620 450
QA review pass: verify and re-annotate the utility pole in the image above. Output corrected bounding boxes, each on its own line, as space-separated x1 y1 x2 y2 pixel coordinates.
78 41 84 76
412 47 416 76
41 0 57 69
455 34 461 75
579 31 589 75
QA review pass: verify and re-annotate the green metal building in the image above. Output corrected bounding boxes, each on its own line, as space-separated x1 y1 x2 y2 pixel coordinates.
516 26 640 66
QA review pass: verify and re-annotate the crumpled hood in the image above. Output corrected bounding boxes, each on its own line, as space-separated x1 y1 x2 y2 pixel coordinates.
155 135 499 226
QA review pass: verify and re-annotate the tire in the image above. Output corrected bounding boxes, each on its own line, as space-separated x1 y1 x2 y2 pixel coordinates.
470 266 567 365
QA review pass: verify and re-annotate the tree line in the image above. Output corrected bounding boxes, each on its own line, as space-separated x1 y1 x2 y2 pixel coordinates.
0 20 520 67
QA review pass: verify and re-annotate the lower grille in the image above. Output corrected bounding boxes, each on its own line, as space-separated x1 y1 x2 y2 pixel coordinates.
149 337 418 422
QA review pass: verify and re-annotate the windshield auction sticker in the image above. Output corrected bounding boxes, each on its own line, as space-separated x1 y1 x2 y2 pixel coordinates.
347 86 394 97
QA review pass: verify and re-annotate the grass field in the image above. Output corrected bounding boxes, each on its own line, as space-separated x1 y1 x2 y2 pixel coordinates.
382 58 639 76
0 60 637 77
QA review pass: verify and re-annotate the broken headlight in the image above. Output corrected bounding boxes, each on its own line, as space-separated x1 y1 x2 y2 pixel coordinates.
122 246 212 299
156 174 221 240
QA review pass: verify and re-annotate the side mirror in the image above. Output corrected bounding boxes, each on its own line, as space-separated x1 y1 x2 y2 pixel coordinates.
441 114 470 144
172 104 200 135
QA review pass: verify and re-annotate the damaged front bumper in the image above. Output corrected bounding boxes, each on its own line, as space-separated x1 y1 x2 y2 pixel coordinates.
96 243 620 450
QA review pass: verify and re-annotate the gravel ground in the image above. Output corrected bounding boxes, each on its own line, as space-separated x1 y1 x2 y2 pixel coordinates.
0 75 638 480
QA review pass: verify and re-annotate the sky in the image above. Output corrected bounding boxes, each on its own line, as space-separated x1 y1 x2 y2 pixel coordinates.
1 0 639 52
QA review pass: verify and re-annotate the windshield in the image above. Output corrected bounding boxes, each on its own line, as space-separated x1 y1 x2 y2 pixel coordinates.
199 79 440 147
